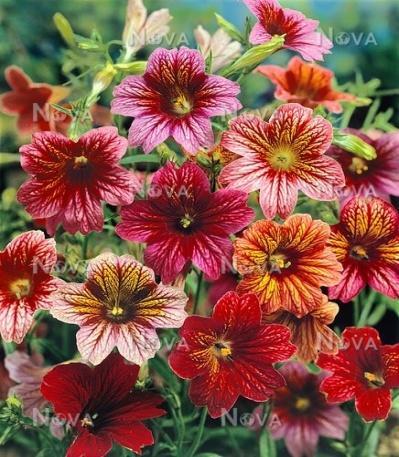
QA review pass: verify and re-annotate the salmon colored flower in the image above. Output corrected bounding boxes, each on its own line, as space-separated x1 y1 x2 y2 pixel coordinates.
116 161 254 283
51 253 188 365
263 295 340 362
263 362 348 457
194 26 241 73
41 353 165 457
328 196 399 302
257 57 355 113
17 127 139 235
111 47 241 154
317 327 399 422
169 291 296 418
243 0 332 61
328 129 399 202
234 215 342 317
0 66 70 134
219 104 345 219
0 231 59 344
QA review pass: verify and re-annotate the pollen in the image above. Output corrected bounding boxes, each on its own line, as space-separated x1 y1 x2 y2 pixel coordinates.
171 92 192 116
180 214 194 229
364 371 385 387
349 157 369 175
269 146 297 171
213 341 232 358
111 305 124 316
294 396 311 412
350 245 368 260
74 155 88 168
9 278 31 299
267 253 291 274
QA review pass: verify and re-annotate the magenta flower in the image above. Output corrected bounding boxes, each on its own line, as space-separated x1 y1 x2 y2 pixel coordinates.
111 47 242 154
17 127 139 235
116 161 254 283
244 0 333 61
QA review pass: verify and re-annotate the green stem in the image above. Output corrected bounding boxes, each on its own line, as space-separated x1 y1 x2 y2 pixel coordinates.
374 88 399 96
192 271 204 315
225 426 242 456
357 290 378 327
358 421 377 454
340 105 356 128
187 408 207 457
353 296 360 325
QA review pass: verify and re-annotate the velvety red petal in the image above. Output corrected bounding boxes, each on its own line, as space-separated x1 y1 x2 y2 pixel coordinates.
355 387 392 422
212 291 262 328
104 422 154 454
381 344 399 388
66 431 112 457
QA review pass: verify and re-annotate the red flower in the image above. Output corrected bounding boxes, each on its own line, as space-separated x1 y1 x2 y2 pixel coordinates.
244 0 332 61
0 66 70 134
41 353 165 456
0 231 59 344
261 362 348 457
111 47 241 154
328 196 399 302
219 104 345 220
317 327 399 422
328 129 399 202
168 291 296 418
17 127 139 235
116 161 254 283
257 57 355 113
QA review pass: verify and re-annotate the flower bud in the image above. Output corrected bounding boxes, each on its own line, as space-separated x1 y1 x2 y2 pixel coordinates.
91 63 117 97
333 129 377 160
221 36 285 77
214 13 243 43
53 13 75 48
114 61 147 74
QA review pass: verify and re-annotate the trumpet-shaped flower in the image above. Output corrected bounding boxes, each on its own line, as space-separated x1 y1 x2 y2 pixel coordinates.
111 47 241 154
51 253 188 365
244 0 333 61
0 231 59 344
169 291 296 418
258 57 355 113
328 196 399 302
116 161 254 283
17 127 139 235
234 215 342 317
219 104 345 219
317 327 399 422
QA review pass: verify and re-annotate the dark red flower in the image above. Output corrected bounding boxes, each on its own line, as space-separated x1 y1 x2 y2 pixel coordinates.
0 66 70 134
258 362 348 457
116 161 254 283
168 291 296 418
41 353 165 457
317 327 399 422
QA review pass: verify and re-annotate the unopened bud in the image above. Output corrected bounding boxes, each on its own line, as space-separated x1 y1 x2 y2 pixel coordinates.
333 129 377 160
53 13 75 48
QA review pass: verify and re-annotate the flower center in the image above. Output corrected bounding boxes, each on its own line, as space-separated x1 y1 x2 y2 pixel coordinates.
74 155 88 168
349 157 368 175
294 396 311 412
213 341 232 358
269 146 297 171
170 91 192 116
111 305 124 317
267 253 291 274
350 245 368 260
180 214 194 229
9 278 31 299
364 371 385 388
80 412 98 429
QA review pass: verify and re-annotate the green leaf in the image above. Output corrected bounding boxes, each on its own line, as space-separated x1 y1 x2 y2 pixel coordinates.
120 154 160 165
259 429 276 457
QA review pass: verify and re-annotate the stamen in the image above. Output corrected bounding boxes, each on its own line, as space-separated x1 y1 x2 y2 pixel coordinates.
111 305 124 316
180 214 194 229
294 396 311 411
364 371 385 387
74 156 88 168
350 245 368 260
9 278 31 299
349 157 369 175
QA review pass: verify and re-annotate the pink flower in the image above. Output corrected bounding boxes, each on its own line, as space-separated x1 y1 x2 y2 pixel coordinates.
111 47 242 154
219 103 345 219
5 351 65 439
0 231 59 344
116 161 254 283
51 253 188 365
244 0 333 61
327 129 399 202
17 127 139 235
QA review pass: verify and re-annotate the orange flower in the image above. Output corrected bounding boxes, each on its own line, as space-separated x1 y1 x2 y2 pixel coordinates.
234 214 342 317
257 57 355 113
0 66 70 134
263 295 340 362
